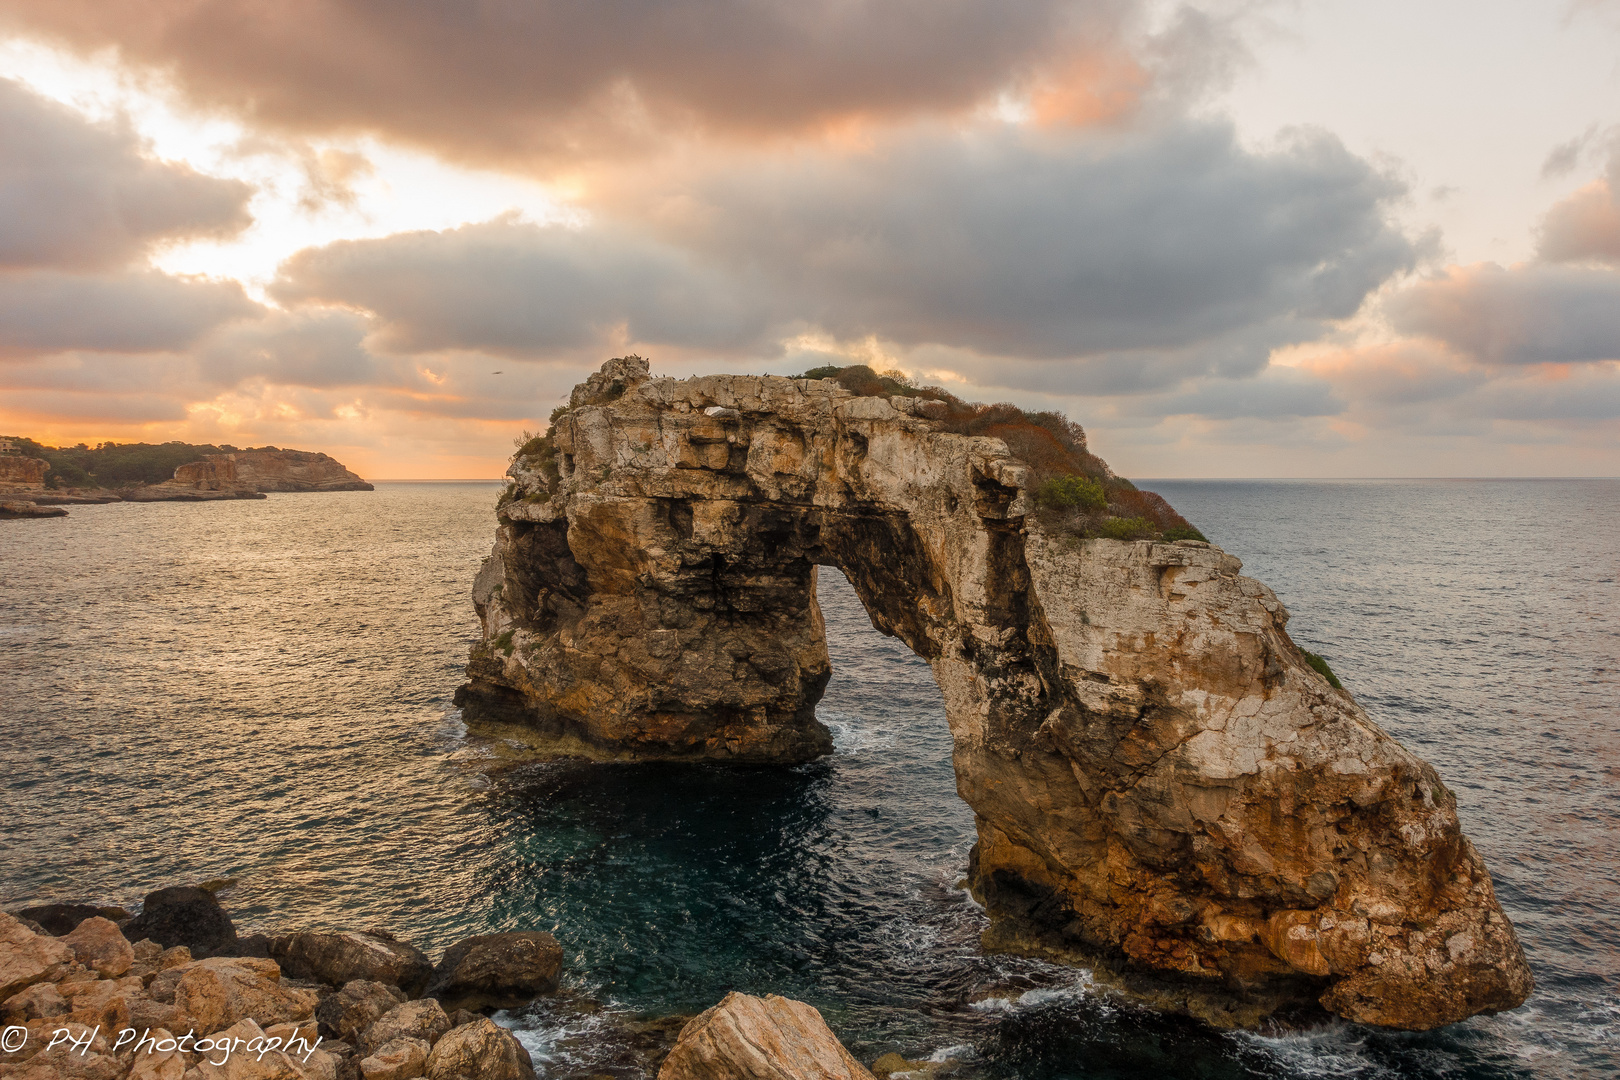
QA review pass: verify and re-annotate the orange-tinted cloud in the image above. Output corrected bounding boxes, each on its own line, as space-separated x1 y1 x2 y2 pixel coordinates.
0 0 1147 167
1538 137 1620 265
1389 263 1620 366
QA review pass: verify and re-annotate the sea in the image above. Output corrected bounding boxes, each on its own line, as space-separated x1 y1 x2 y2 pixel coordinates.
1 478 1615 1079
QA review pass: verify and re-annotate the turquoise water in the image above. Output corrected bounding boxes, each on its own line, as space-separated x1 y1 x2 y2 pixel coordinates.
1 479 1615 1078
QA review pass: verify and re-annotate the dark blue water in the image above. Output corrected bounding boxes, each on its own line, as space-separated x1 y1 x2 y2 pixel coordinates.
1 479 1615 1079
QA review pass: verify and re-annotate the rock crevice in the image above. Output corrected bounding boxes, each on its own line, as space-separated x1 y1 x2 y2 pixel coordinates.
457 356 1532 1029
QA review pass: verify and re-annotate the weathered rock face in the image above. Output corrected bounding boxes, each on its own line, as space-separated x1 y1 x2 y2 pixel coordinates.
122 458 266 502
424 931 562 1012
0 454 48 491
270 930 433 996
226 450 374 492
458 357 1532 1029
658 992 873 1080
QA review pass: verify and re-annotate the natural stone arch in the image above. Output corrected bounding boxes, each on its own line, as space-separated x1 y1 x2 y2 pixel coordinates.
457 356 1532 1030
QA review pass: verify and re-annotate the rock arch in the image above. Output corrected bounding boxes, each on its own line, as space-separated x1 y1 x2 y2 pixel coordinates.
457 357 1532 1030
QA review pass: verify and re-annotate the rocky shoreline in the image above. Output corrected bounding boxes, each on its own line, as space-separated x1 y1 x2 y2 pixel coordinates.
0 449 371 520
2 887 896 1080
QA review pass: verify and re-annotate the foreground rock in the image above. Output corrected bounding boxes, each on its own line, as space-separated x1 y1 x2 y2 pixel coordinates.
0 500 67 518
459 357 1533 1029
423 1018 534 1080
9 904 129 937
123 886 238 957
658 992 872 1080
1 912 74 998
271 931 432 997
424 932 561 1012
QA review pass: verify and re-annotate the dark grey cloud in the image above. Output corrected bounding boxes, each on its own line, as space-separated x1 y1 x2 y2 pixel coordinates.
0 270 260 357
1131 367 1344 420
648 123 1412 359
273 121 1414 388
0 0 1147 166
0 77 252 271
1389 263 1620 366
272 217 770 356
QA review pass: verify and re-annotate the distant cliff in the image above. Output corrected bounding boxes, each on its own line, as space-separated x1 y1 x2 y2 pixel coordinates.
227 449 373 492
0 437 372 493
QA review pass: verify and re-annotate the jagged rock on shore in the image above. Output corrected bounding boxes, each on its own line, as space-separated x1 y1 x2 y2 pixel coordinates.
0 501 67 518
270 932 432 998
423 932 561 1012
658 991 873 1080
123 887 238 958
457 356 1533 1030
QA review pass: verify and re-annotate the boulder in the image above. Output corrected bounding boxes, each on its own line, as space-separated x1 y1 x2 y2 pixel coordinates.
127 1028 191 1080
356 999 452 1056
358 1037 430 1080
316 980 407 1043
192 1017 337 1080
424 932 561 1011
2 981 67 1022
173 957 318 1034
657 992 873 1080
62 916 136 977
124 887 238 957
270 932 432 997
7 904 128 937
423 1019 534 1080
0 911 74 998
0 1021 124 1079
57 974 144 1030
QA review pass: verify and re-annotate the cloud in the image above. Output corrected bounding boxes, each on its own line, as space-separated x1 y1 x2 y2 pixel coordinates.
1537 133 1620 265
0 77 252 271
271 121 1414 387
0 0 1162 166
0 270 259 357
271 217 770 356
1388 263 1620 366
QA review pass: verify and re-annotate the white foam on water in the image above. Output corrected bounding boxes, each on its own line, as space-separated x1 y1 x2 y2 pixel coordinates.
1229 1021 1402 1080
968 970 1100 1015
823 715 898 754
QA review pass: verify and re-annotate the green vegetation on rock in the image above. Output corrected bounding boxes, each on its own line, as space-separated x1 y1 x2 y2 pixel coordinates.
788 365 1209 545
1302 650 1344 690
2 436 282 489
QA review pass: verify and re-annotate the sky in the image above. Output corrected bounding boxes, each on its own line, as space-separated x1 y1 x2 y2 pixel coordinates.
0 1 1616 479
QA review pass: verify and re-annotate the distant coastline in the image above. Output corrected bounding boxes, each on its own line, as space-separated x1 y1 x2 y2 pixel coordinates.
0 436 372 518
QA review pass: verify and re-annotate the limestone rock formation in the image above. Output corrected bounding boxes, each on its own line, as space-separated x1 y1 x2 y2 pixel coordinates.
459 358 1534 1030
226 450 374 493
657 991 873 1080
0 452 48 491
121 457 266 502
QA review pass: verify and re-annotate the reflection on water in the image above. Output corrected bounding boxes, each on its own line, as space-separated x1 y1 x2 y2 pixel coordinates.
1 479 1615 1078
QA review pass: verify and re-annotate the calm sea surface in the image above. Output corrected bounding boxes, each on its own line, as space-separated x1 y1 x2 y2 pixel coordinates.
1 479 1615 1079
